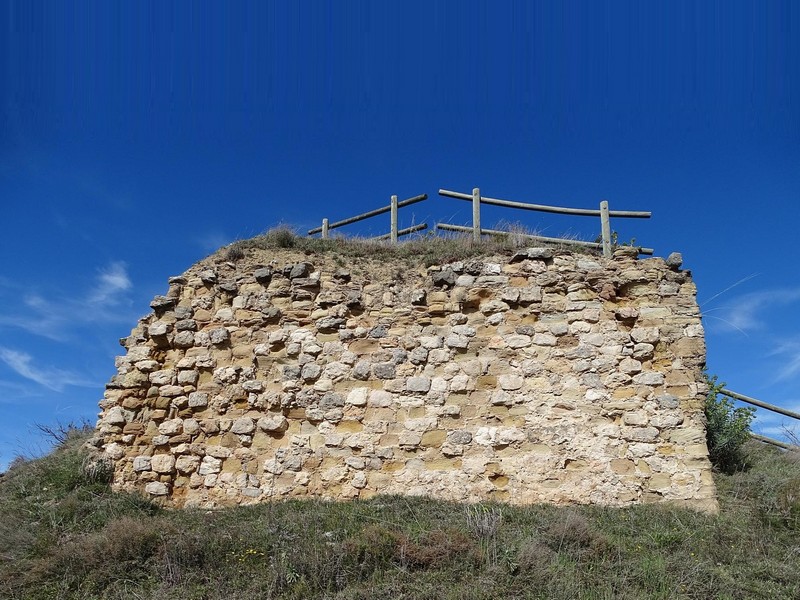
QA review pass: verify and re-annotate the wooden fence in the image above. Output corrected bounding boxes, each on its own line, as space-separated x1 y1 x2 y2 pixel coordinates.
307 194 428 242
306 187 654 255
438 188 653 257
721 388 800 450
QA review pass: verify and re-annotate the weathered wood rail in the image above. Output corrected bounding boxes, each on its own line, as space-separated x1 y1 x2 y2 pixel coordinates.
721 389 800 422
438 188 652 257
720 388 800 450
308 193 428 242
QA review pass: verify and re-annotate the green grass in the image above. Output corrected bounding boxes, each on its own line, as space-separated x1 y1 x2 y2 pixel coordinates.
1 434 798 599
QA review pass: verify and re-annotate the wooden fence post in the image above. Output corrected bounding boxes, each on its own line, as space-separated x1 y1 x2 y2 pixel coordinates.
322 218 329 240
472 187 481 243
390 195 398 244
600 200 611 258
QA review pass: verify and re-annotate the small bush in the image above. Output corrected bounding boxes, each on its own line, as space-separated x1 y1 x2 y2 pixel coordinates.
544 511 610 556
704 375 755 474
344 524 404 564
516 537 557 574
402 529 480 569
264 226 298 248
225 241 246 261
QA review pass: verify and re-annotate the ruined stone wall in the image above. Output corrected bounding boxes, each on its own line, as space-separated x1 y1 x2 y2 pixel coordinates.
93 244 717 512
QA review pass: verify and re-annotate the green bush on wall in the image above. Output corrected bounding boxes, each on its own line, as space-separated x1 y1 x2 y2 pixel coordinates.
704 374 756 474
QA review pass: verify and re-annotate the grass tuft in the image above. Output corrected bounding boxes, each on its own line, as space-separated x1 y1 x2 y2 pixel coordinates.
217 224 596 269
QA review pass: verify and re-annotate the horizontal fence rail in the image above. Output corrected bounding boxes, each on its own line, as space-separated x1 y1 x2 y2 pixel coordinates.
722 389 800 422
438 189 652 218
308 193 428 240
719 388 799 450
374 223 429 241
434 223 655 255
751 434 795 451
438 188 651 257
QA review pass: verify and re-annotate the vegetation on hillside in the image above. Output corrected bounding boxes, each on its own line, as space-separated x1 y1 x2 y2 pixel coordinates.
221 225 606 267
703 376 756 474
1 424 798 599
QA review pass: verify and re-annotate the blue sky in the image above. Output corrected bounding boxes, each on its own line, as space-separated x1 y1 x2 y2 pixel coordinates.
1 1 799 468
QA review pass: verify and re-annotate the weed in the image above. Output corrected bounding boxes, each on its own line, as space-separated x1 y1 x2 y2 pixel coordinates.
219 224 598 272
225 241 247 261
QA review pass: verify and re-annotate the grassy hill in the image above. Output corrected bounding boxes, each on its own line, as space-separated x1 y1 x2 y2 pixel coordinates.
0 428 798 600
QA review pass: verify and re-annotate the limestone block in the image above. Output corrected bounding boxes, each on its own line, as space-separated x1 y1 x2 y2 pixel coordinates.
145 481 169 496
231 418 255 435
373 363 396 379
632 343 655 360
619 358 643 375
177 370 199 386
160 385 185 397
420 336 443 349
498 374 524 391
506 335 532 349
256 413 287 432
399 431 422 448
188 392 208 409
421 429 447 447
173 331 195 348
622 427 659 442
198 456 223 475
148 321 171 338
533 333 557 347
158 419 183 435
175 455 200 474
149 369 175 385
135 360 159 373
622 412 649 426
630 327 660 344
103 406 127 426
346 388 369 406
406 377 431 393
133 456 152 472
209 328 231 345
151 454 176 473
632 372 665 386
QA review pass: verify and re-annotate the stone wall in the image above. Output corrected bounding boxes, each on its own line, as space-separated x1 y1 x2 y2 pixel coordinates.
93 243 717 512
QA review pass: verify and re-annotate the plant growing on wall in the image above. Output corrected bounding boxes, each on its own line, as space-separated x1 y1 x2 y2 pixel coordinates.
704 375 755 474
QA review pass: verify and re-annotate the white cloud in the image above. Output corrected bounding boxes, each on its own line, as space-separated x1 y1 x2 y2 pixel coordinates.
770 341 800 381
0 347 96 392
709 287 800 333
88 262 132 306
0 261 135 340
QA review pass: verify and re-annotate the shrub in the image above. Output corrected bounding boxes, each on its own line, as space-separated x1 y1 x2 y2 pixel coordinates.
225 241 246 261
264 226 298 248
704 375 755 474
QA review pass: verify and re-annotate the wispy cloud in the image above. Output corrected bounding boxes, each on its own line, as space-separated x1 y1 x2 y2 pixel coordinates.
770 341 800 382
88 261 132 306
0 347 97 392
0 261 135 340
710 288 800 333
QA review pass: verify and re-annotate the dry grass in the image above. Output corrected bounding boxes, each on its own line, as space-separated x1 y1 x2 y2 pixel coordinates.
222 224 598 267
2 435 799 599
